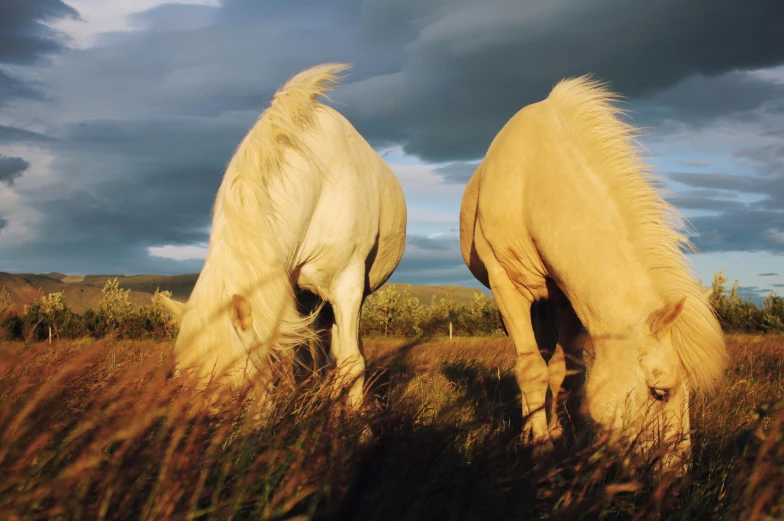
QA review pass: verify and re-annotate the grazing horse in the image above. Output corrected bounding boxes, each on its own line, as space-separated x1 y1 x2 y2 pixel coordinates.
159 63 407 409
459 76 728 469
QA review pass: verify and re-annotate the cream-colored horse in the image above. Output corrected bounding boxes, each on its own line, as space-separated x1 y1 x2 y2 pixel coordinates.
460 76 728 469
159 63 407 409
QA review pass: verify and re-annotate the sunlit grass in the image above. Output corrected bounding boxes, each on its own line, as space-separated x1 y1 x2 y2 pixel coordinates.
0 335 782 520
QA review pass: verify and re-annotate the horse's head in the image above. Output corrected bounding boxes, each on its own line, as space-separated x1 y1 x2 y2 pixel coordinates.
158 293 263 386
583 297 690 462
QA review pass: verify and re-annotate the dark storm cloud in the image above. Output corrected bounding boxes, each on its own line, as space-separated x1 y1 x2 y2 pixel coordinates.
0 0 79 65
4 0 784 275
0 0 78 143
0 217 8 232
0 155 29 186
333 0 784 161
0 114 251 274
632 72 784 129
0 0 79 107
0 124 57 144
432 161 480 185
0 69 45 106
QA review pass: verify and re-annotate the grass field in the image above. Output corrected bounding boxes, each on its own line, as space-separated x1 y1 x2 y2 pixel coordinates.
0 334 782 520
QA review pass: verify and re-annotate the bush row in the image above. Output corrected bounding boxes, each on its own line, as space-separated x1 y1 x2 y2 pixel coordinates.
1 271 781 343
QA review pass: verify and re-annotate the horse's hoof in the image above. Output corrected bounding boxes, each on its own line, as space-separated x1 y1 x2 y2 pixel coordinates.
358 424 374 446
531 438 556 460
549 424 564 441
544 470 566 485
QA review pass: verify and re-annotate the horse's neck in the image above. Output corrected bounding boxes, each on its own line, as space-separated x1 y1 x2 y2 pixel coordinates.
555 234 662 336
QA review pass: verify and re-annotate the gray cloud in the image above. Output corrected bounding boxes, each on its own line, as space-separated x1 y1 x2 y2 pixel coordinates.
432 161 480 184
0 124 57 145
633 71 784 129
734 144 784 177
0 0 78 145
665 144 784 253
387 234 482 288
0 69 46 106
737 285 770 303
0 0 79 65
760 273 779 276
128 3 217 32
2 0 784 277
0 217 7 232
334 0 784 161
678 160 714 168
0 155 29 186
4 116 240 266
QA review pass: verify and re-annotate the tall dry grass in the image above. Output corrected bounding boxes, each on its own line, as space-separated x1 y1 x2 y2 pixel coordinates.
0 334 782 520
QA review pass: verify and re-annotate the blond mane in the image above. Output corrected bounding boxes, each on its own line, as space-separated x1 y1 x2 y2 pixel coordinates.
545 76 728 394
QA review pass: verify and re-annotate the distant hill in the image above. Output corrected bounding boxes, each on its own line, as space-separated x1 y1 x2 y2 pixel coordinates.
0 272 492 313
0 272 154 314
81 274 199 300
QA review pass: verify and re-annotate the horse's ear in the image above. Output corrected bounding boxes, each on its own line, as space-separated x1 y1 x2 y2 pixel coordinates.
230 294 253 332
648 297 686 337
158 294 185 323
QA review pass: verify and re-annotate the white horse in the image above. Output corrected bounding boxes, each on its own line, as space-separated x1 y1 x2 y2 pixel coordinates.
159 63 407 409
460 76 728 470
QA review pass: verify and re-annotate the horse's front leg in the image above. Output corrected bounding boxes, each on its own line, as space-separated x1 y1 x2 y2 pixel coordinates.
487 266 551 451
328 262 367 410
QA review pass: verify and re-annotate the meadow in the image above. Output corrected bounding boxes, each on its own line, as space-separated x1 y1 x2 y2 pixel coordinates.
0 332 782 521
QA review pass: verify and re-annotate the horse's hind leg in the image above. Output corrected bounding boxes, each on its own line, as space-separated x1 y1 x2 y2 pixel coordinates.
548 342 566 438
487 266 551 451
548 303 582 440
328 262 367 410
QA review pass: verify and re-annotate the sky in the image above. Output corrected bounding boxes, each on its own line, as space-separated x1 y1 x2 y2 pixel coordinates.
0 0 783 302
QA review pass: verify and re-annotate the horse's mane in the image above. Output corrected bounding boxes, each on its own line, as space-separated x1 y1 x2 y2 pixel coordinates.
180 63 350 378
544 76 728 394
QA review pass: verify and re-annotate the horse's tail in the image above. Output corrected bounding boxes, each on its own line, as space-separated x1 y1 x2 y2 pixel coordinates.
212 64 350 364
229 62 351 179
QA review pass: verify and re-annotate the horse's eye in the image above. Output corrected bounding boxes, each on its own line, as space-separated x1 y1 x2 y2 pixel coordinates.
650 387 670 401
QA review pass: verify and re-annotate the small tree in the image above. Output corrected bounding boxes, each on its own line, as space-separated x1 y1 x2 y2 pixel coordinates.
21 289 70 343
362 285 401 337
138 288 178 338
0 286 11 317
394 285 423 336
99 278 135 334
38 290 68 341
761 291 784 333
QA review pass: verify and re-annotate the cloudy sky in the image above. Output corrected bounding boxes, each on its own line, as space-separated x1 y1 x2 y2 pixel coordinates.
1 0 783 301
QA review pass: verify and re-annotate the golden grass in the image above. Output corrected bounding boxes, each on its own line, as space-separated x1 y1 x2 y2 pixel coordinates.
0 334 782 520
